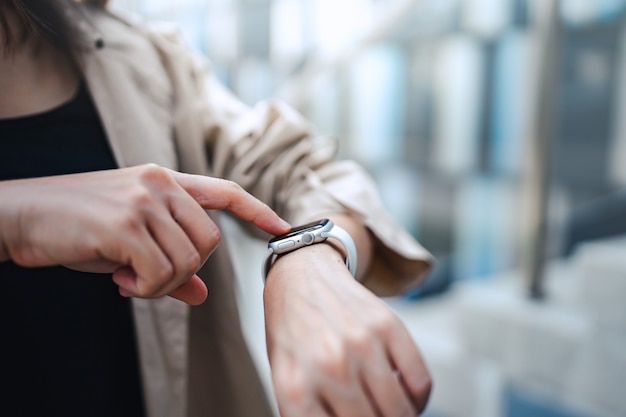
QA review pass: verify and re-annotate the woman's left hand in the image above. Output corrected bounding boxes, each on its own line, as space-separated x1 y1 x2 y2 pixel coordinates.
263 243 432 417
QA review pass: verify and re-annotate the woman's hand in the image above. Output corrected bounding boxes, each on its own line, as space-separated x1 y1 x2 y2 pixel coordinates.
264 243 432 417
0 164 290 305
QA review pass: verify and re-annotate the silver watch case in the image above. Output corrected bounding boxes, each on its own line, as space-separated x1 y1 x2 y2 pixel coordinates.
261 219 357 281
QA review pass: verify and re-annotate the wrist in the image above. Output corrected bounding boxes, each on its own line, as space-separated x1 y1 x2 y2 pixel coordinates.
265 242 352 287
275 242 345 267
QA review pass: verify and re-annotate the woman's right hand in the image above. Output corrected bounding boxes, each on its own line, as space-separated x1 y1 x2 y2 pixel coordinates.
0 164 290 305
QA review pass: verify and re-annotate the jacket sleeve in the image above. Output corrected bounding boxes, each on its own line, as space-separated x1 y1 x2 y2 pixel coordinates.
150 26 433 293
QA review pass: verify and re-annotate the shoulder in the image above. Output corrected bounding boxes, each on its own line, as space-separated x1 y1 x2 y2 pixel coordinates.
81 6 201 62
83 6 210 87
80 6 208 100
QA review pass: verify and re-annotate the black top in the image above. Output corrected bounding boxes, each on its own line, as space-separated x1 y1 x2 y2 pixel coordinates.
0 83 146 417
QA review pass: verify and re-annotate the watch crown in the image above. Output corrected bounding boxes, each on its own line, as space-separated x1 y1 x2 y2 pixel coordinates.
302 232 315 245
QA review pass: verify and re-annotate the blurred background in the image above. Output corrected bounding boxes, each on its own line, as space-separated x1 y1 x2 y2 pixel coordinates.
112 0 626 416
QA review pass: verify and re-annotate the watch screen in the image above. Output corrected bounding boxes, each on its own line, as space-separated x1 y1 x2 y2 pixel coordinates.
269 219 330 243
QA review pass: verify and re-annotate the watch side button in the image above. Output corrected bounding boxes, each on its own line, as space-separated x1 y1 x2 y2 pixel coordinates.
278 240 296 249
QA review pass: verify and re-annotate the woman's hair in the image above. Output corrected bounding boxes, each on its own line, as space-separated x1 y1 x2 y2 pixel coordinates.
0 0 106 54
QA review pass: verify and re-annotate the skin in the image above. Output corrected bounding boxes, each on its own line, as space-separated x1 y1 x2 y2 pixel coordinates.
0 7 431 416
265 214 432 417
0 165 291 305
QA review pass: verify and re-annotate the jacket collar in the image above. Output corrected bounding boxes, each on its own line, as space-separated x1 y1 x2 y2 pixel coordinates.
76 7 179 170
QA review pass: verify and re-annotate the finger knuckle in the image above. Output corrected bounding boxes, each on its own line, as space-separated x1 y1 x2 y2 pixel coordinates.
151 263 174 289
126 185 156 212
220 180 245 203
370 310 397 338
274 368 309 407
137 163 166 179
198 227 221 260
186 251 203 273
315 345 351 385
222 179 242 193
114 209 143 232
205 224 222 248
137 164 176 189
347 328 376 358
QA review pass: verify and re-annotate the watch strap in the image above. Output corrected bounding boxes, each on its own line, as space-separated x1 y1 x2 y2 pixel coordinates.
261 223 357 282
321 226 358 277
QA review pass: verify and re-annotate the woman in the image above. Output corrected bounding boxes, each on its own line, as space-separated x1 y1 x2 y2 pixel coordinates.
0 1 433 416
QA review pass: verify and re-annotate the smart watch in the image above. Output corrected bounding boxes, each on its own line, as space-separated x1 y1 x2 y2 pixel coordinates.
261 219 357 282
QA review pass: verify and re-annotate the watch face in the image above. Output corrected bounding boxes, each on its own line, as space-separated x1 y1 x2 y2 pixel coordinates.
269 219 330 243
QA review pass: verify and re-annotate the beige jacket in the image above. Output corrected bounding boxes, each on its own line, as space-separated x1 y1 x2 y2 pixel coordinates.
78 7 433 417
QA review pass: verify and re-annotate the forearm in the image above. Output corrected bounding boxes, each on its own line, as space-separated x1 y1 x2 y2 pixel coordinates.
0 180 22 263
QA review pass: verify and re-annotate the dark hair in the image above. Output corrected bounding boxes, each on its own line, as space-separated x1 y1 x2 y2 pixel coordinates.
0 0 106 55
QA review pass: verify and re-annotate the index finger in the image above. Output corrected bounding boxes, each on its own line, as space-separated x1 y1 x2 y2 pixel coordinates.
169 170 291 236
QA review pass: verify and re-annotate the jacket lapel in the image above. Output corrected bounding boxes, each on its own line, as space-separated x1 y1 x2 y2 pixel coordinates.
79 12 179 170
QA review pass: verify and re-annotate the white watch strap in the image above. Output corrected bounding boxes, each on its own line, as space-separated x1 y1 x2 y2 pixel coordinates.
321 225 358 277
